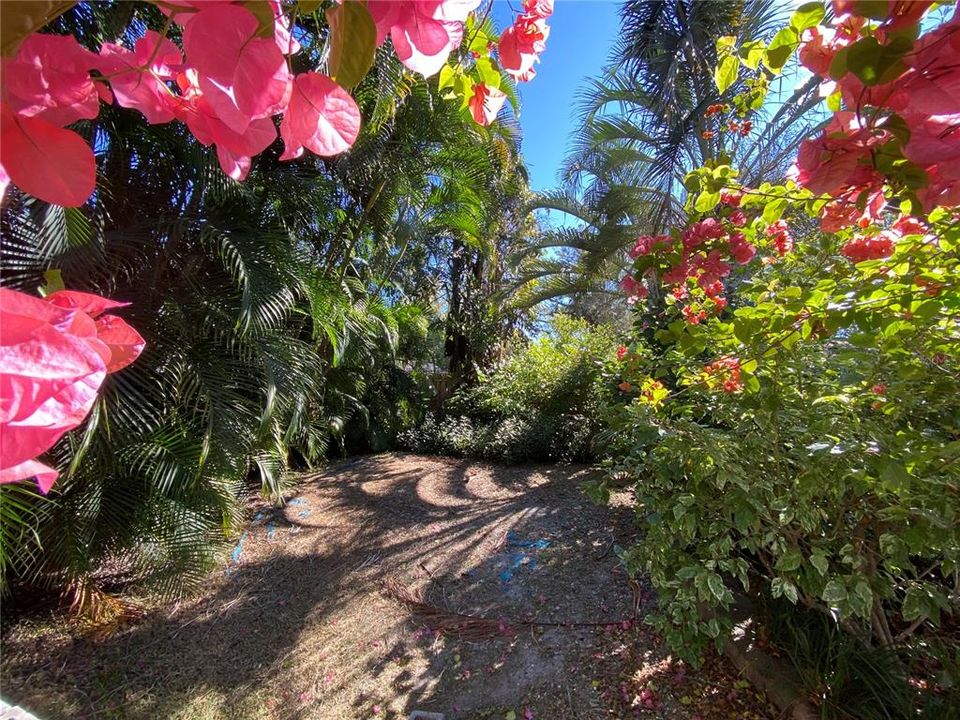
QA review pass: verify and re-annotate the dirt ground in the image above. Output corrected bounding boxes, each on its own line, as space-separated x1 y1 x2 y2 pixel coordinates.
1 453 774 720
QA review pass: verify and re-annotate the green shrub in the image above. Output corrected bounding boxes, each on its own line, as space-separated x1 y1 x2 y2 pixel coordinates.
400 315 621 463
597 339 959 678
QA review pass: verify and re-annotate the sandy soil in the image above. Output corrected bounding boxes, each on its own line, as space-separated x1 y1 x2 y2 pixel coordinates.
1 453 773 720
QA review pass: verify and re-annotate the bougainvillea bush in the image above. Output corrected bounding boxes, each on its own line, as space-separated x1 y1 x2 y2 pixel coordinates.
601 0 960 693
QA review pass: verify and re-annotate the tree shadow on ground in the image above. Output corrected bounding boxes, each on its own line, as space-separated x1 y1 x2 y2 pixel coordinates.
1 454 640 720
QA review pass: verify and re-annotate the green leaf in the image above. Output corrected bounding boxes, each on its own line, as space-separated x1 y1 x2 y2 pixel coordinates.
326 0 377 88
810 552 829 576
845 36 911 86
790 2 825 32
40 268 65 296
762 196 788 223
474 56 501 89
707 573 727 602
695 191 720 212
776 549 802 573
765 27 798 73
438 64 456 91
739 40 766 70
822 580 847 604
714 55 739 94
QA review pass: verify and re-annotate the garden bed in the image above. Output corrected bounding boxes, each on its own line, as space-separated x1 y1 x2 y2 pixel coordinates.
2 454 774 719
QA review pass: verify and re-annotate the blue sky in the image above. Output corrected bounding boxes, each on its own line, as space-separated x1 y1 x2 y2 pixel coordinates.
491 1 622 193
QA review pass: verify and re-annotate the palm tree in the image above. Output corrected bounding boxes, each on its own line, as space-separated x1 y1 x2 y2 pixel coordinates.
0 2 532 605
507 0 822 316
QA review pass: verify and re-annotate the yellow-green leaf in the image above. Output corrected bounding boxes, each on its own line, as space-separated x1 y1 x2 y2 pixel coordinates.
739 40 766 70
765 27 798 73
326 0 377 88
714 54 739 94
790 2 825 32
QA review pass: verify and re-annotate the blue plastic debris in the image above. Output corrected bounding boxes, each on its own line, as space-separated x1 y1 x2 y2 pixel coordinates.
267 523 277 540
498 533 550 584
298 510 310 518
231 533 247 563
287 498 307 507
253 510 267 521
506 530 550 550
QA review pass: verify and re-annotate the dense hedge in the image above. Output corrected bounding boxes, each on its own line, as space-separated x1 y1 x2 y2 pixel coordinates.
401 315 620 463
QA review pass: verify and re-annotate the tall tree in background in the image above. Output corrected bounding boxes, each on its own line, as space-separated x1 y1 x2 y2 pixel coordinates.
0 2 532 608
509 0 821 315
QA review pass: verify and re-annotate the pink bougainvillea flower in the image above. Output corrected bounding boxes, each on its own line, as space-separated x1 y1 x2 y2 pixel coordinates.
728 232 756 264
0 288 144 493
0 290 105 491
172 69 278 181
499 13 550 80
1 33 100 128
841 232 896 263
0 459 60 494
268 0 301 55
279 73 361 160
0 163 9 204
183 4 292 130
45 290 145 373
392 18 464 78
902 113 960 167
788 112 889 196
97 31 182 125
468 82 506 125
367 0 477 77
0 102 96 207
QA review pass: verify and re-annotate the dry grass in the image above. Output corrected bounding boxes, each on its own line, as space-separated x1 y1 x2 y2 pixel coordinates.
1 453 773 720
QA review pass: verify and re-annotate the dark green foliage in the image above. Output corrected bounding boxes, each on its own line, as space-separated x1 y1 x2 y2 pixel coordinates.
401 315 620 463
0 3 530 601
763 598 960 719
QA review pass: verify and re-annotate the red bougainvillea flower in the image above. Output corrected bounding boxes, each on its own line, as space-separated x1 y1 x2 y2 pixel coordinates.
523 0 554 17
768 220 794 256
719 190 742 207
0 288 144 493
1 33 101 127
279 73 361 160
468 82 506 126
499 12 550 80
616 345 628 361
98 31 183 125
681 305 708 325
841 232 896 263
0 102 96 208
704 357 743 392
